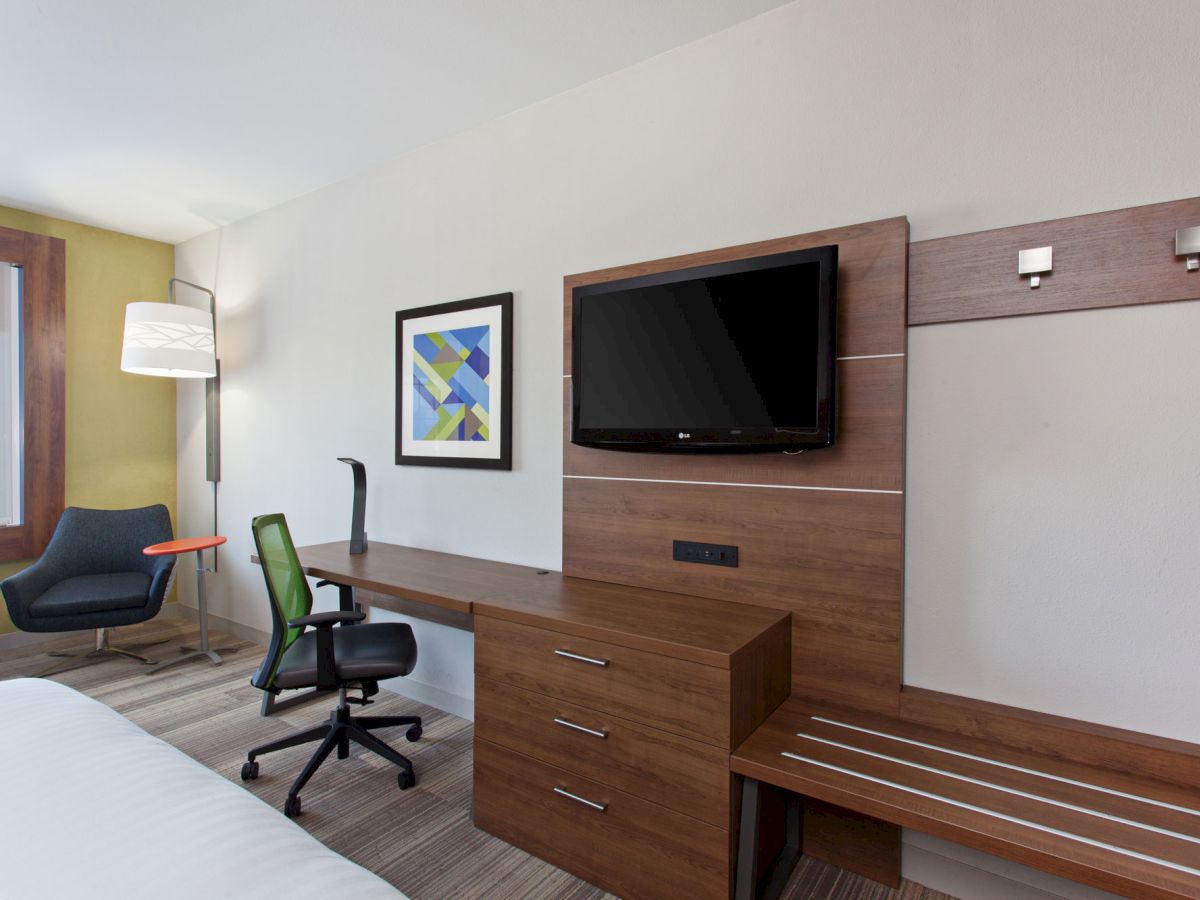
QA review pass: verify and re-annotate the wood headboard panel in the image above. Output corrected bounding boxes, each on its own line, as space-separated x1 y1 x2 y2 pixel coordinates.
562 217 909 715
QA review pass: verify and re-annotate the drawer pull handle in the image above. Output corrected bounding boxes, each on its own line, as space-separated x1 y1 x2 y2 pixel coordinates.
554 717 608 739
553 786 608 812
554 649 609 667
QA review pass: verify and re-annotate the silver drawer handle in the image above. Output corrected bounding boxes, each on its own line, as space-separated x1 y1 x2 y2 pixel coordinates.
554 717 608 739
553 786 608 812
554 649 609 667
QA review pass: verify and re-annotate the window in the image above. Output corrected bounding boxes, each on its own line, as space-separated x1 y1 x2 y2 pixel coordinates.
0 262 22 526
0 226 64 561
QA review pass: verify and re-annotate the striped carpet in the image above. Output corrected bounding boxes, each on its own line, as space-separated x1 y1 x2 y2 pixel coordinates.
0 616 954 900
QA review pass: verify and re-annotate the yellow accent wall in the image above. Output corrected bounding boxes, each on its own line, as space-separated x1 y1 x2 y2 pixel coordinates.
0 206 177 633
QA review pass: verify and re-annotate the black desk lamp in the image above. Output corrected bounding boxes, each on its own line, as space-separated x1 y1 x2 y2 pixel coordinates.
338 458 368 554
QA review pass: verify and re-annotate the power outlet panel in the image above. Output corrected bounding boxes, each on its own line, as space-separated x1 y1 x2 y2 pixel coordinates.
673 540 739 568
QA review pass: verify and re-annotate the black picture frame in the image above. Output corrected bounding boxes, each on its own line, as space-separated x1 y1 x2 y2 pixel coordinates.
395 292 513 470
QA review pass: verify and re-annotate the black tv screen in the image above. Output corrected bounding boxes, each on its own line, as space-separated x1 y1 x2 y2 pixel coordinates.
571 244 837 452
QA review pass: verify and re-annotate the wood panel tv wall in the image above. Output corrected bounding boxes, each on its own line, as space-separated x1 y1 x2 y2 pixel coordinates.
562 217 909 716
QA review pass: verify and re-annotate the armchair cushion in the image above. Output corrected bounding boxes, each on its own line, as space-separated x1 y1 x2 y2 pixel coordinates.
28 573 152 619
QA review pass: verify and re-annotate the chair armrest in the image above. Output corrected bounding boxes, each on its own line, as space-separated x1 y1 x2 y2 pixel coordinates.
288 610 366 688
147 554 176 605
315 579 359 621
0 559 62 625
287 610 365 629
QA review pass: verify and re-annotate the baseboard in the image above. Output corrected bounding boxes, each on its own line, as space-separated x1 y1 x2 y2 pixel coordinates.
902 830 1122 900
379 674 474 721
168 602 271 646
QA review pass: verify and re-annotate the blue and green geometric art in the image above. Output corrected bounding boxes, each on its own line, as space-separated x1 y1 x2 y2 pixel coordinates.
412 326 491 441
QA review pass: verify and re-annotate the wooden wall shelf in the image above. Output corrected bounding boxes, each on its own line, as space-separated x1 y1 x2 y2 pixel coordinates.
909 196 1200 326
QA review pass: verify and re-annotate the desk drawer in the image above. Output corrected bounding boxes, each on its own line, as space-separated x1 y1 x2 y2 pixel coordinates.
475 615 730 746
474 738 729 900
475 676 729 828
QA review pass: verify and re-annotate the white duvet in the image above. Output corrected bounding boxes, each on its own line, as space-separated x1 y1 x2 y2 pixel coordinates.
0 677 405 899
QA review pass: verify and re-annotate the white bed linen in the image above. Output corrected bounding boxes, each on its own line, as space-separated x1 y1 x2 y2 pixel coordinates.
0 677 405 899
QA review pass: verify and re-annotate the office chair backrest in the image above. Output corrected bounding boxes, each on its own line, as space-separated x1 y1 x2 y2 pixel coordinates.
250 513 313 690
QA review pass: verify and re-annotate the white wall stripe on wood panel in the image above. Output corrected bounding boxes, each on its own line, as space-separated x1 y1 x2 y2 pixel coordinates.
562 474 903 495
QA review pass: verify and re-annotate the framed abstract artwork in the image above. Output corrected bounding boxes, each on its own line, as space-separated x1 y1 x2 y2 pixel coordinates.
395 292 513 469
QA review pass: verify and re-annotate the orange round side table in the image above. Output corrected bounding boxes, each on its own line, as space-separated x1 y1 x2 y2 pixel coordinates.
143 535 236 673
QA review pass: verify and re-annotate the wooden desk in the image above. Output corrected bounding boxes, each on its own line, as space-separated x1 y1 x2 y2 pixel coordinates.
289 540 788 665
287 540 538 631
290 540 536 616
274 540 792 899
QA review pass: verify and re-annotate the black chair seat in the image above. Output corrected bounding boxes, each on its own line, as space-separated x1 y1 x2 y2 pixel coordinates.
272 622 417 689
28 572 152 619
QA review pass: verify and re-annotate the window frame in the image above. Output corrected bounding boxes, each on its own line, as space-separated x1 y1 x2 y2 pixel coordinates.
0 225 65 561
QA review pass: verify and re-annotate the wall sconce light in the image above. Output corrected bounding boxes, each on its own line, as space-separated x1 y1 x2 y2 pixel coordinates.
1018 246 1052 289
1175 227 1200 272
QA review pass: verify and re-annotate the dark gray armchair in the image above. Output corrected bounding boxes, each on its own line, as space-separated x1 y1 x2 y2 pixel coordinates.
1 505 176 675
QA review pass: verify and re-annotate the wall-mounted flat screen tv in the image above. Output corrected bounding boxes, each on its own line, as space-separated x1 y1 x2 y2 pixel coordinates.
571 244 837 452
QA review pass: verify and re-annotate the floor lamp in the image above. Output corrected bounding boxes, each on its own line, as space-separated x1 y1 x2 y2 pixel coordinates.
121 278 228 667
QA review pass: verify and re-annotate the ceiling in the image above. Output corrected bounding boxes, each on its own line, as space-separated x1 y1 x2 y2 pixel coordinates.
3 0 788 244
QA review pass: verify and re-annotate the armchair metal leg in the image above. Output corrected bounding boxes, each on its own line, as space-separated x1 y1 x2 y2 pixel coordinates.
36 628 165 677
106 645 160 663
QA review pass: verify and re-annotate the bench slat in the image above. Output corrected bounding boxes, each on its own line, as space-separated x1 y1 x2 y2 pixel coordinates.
798 715 1200 839
733 698 1200 900
785 735 1200 870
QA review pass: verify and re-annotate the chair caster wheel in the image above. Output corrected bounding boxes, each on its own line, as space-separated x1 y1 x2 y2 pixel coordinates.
397 770 416 790
405 725 422 742
284 795 302 818
240 761 259 781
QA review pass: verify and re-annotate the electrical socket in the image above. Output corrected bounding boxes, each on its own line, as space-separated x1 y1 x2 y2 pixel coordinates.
672 540 739 568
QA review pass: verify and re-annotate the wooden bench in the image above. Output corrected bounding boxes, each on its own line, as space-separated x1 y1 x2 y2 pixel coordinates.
732 696 1200 899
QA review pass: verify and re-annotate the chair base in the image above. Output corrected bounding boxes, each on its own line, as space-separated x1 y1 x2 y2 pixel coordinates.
243 697 422 817
36 628 168 677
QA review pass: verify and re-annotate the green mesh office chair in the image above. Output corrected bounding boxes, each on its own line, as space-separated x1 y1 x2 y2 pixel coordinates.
243 513 422 818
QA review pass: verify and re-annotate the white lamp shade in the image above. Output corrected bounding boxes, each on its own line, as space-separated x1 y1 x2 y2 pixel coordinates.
121 301 215 378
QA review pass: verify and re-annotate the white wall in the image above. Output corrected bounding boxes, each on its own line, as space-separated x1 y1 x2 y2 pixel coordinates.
175 1 1200 893
907 302 1200 740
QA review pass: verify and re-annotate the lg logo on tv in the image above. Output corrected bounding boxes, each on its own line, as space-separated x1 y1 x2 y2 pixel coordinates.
678 432 691 439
